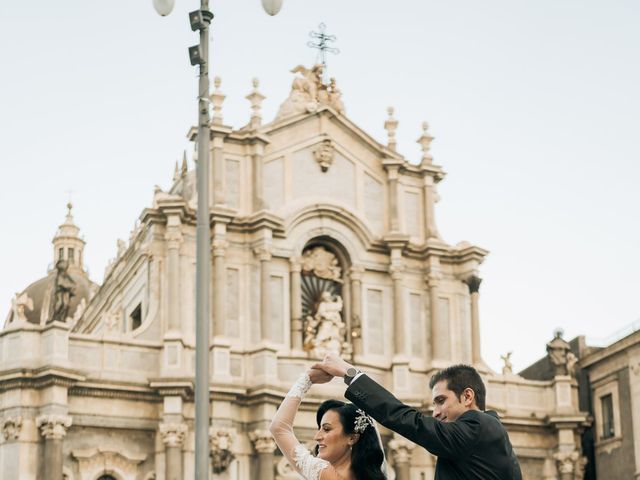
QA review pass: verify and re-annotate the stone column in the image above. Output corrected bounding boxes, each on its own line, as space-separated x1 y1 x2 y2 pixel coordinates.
390 264 406 356
212 135 225 206
386 165 401 232
349 265 364 355
255 247 272 342
463 275 482 365
249 430 276 480
389 436 415 480
251 142 266 211
213 237 227 337
423 175 440 239
165 218 183 333
289 257 303 350
427 270 443 362
36 414 72 480
160 423 188 480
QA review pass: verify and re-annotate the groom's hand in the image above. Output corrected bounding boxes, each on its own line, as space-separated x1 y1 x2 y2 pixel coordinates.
312 353 353 378
308 368 333 384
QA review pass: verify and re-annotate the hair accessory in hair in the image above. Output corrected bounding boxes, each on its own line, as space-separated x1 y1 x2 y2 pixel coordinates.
354 409 374 433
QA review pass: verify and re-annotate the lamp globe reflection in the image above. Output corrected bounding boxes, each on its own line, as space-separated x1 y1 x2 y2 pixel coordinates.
261 0 283 16
152 0 175 16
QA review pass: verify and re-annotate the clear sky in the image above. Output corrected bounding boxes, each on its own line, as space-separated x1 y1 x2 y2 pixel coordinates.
1 1 638 372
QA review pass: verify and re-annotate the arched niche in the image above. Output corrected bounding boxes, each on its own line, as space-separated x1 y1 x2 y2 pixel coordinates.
299 236 354 358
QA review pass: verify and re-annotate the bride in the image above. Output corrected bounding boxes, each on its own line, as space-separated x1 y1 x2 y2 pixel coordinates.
269 369 387 480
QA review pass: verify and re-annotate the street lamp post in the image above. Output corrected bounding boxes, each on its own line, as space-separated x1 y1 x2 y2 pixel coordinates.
152 1 283 478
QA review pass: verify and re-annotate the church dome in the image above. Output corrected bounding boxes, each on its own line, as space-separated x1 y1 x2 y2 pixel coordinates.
5 270 95 327
4 204 97 328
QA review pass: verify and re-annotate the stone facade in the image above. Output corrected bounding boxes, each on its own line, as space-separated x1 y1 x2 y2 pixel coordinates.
578 328 640 479
1 66 589 479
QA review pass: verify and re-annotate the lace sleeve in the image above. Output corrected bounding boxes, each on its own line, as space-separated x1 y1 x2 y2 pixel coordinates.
294 444 330 480
270 373 329 479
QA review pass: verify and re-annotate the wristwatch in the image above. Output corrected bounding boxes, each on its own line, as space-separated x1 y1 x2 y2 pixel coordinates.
343 366 361 386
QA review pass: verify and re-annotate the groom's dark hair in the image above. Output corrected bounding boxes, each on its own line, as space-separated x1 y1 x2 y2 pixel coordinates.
429 364 486 410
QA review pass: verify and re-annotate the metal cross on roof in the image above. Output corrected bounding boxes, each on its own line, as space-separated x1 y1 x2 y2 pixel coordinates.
308 23 339 83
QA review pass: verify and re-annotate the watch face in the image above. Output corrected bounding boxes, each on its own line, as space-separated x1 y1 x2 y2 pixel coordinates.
346 367 358 377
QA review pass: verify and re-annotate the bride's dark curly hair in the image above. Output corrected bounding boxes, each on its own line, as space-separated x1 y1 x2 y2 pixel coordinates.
315 399 387 480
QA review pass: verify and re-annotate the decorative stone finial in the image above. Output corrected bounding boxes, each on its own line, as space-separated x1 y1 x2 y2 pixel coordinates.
180 150 188 178
172 160 180 182
210 76 225 126
417 121 434 166
384 107 398 151
246 77 265 130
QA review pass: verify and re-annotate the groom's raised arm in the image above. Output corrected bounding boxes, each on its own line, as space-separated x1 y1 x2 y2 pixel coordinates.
346 374 480 460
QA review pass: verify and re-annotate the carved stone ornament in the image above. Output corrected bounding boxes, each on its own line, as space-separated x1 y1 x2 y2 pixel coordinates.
276 64 346 120
388 437 415 464
500 352 513 375
11 292 33 324
159 423 188 448
313 138 335 172
209 427 236 474
72 447 147 480
36 414 72 440
301 246 341 282
463 275 482 294
553 450 581 475
249 429 276 454
2 416 23 441
546 329 572 376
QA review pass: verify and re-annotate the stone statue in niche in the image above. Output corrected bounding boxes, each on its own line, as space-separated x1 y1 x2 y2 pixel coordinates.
50 259 75 323
304 292 345 356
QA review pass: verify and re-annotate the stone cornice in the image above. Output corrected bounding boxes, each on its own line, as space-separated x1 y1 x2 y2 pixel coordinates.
227 130 271 145
228 211 286 236
72 446 147 463
148 379 194 399
383 233 410 251
580 329 640 368
0 367 85 392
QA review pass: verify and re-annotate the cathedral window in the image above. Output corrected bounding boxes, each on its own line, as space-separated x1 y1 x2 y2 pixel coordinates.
68 248 75 264
59 247 64 261
601 393 615 439
130 303 142 331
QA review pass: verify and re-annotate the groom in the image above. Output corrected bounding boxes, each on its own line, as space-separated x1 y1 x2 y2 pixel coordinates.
313 354 522 480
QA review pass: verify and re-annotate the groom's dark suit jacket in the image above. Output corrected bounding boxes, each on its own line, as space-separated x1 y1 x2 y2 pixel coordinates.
346 375 522 480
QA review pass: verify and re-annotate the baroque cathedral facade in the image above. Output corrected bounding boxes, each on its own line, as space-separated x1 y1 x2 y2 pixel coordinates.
1 66 589 480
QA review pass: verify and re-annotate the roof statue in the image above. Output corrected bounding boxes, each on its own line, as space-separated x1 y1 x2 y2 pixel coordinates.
276 64 345 120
